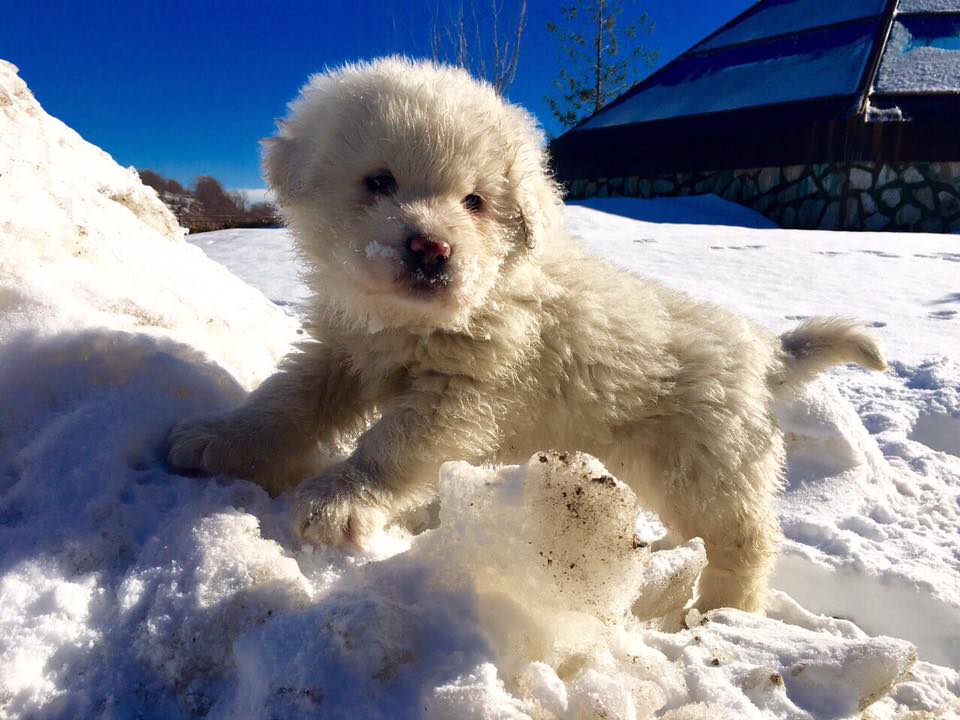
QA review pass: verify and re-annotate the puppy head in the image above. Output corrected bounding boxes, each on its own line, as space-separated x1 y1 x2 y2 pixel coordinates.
263 57 562 332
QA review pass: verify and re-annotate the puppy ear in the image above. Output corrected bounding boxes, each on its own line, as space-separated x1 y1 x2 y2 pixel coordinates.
261 133 306 206
514 165 563 251
504 111 564 251
516 176 549 250
262 71 342 207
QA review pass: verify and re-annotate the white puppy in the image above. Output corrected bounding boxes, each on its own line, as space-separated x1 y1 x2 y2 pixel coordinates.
167 57 885 612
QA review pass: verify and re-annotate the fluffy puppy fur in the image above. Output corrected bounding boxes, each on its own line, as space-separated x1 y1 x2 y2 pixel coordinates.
167 57 886 613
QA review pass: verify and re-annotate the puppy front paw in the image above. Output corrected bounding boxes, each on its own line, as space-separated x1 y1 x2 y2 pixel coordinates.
166 414 252 478
293 464 389 548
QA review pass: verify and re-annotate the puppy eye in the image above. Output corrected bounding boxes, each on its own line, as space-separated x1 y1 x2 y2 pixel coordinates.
463 193 484 214
364 172 397 196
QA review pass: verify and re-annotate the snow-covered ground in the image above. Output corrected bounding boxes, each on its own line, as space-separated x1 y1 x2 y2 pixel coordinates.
188 227 312 315
2 59 959 718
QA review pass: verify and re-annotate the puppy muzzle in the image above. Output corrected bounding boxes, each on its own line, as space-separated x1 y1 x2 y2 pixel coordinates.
405 233 452 289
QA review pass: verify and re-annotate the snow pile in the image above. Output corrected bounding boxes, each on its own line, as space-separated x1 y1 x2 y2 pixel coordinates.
0 425 927 718
875 19 960 94
0 59 180 244
0 60 296 387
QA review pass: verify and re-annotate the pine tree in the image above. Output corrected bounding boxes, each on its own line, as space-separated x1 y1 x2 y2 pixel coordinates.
546 1 658 129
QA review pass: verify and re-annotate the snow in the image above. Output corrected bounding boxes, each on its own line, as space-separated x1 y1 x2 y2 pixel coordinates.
365 239 402 260
0 60 296 389
560 204 960 673
563 203 959 365
184 211 960 714
2 61 960 718
898 0 960 12
875 18 960 93
187 228 312 316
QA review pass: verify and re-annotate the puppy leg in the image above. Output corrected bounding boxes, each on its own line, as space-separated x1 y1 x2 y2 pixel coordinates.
294 376 496 546
166 343 364 496
684 498 780 614
652 443 784 613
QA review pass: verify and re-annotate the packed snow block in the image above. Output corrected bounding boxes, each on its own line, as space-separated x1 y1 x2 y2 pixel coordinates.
631 540 707 630
0 59 296 388
418 455 697 717
453 451 705 631
522 450 652 619
430 452 656 620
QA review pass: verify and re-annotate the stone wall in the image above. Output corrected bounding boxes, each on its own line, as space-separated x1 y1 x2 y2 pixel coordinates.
564 161 960 233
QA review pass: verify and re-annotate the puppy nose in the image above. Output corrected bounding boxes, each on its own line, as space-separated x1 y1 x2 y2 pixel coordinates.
406 234 451 267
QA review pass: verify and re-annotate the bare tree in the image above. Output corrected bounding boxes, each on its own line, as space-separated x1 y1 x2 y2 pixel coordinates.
547 0 658 129
431 0 527 95
230 191 249 214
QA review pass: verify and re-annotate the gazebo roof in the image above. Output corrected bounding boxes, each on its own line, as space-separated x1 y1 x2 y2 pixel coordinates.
550 0 960 181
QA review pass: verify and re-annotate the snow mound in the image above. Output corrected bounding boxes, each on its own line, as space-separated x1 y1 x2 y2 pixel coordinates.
0 60 296 388
0 61 180 243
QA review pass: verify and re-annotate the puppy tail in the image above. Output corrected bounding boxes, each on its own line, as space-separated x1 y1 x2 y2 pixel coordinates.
775 317 887 389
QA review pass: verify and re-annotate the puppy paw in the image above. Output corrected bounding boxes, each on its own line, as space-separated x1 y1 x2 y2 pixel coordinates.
293 464 388 548
166 414 253 478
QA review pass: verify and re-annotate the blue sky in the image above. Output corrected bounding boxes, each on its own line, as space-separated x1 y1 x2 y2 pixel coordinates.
1 0 753 190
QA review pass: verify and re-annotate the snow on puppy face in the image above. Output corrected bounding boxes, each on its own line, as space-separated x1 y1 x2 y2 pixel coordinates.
262 57 561 331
